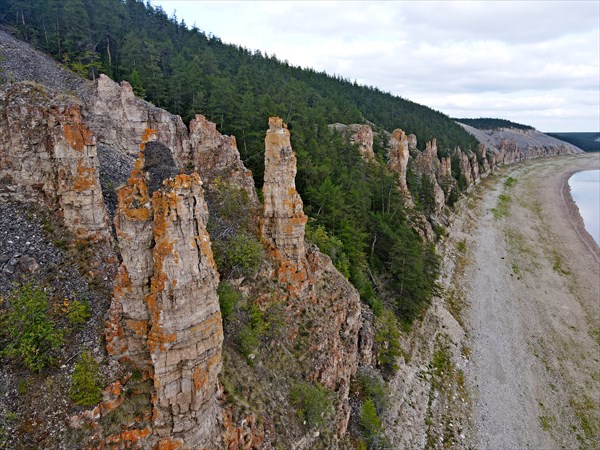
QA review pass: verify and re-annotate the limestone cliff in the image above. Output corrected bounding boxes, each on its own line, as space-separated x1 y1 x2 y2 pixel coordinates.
89 75 190 165
188 114 258 202
261 117 308 291
106 141 223 448
260 117 362 440
457 122 583 160
329 123 376 162
388 129 413 203
412 139 447 217
0 83 112 242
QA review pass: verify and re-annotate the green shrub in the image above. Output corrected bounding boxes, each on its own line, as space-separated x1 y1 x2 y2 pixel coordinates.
360 399 382 438
217 282 241 321
357 370 388 411
227 233 264 275
289 381 333 427
67 299 91 326
1 284 63 371
374 309 402 375
70 351 102 406
306 223 350 277
238 305 269 360
214 232 264 277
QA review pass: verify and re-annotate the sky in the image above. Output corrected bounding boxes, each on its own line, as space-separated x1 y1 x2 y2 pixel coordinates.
149 0 600 132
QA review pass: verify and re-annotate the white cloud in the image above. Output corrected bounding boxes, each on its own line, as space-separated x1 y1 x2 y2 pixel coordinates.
151 0 599 131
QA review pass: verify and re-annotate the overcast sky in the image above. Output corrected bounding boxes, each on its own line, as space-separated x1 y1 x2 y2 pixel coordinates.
149 0 600 132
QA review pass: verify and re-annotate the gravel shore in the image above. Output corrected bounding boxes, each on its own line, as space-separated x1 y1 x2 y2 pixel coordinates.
463 154 600 449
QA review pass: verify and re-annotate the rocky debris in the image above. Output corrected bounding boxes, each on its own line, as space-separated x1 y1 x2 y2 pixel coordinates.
457 122 583 159
388 129 413 204
106 149 223 448
0 83 112 243
188 114 258 202
96 143 135 217
329 123 376 162
261 117 308 291
0 30 87 93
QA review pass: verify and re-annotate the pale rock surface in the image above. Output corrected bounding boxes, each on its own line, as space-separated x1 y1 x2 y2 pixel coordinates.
188 114 258 202
0 83 111 242
106 146 223 448
89 75 190 164
457 122 583 160
388 128 413 203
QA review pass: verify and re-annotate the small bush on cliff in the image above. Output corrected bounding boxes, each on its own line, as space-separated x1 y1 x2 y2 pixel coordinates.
67 299 91 327
374 309 402 376
70 351 102 406
289 380 333 427
217 282 241 321
0 284 63 371
306 222 350 277
360 399 382 439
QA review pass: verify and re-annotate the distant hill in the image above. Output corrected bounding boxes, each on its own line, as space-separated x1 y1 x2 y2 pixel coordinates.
456 118 535 131
546 132 600 152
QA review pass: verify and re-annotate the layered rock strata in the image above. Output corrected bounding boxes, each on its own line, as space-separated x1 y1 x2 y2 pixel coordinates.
387 129 412 203
106 136 223 448
0 83 111 242
188 114 258 202
261 117 308 291
412 139 446 216
261 117 362 439
89 75 190 164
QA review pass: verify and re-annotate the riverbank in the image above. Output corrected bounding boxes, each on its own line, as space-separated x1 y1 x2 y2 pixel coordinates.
463 153 600 448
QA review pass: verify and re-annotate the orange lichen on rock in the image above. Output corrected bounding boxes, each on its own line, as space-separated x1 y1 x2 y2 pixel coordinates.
261 117 308 293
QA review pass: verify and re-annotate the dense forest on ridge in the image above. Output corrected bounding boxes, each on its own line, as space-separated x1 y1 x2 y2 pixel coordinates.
456 117 535 131
0 0 482 322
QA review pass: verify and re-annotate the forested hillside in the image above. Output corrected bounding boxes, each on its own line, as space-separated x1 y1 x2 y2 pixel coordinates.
456 117 535 131
546 132 600 152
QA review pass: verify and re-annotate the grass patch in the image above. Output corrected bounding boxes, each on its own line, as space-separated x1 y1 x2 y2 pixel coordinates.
289 380 333 428
492 193 511 220
455 239 466 253
504 176 517 188
551 251 571 276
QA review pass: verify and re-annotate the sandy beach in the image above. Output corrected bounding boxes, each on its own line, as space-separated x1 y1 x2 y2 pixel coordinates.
461 153 600 449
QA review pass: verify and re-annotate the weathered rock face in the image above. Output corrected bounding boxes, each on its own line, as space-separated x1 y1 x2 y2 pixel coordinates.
469 153 480 182
105 152 153 363
497 139 523 165
148 173 222 448
259 118 362 439
457 122 584 160
0 83 111 242
412 139 446 216
261 117 308 290
388 129 412 203
89 75 190 164
454 147 474 187
188 114 258 202
106 143 223 448
329 123 376 162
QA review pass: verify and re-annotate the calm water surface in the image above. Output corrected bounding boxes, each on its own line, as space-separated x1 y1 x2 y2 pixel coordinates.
568 169 600 246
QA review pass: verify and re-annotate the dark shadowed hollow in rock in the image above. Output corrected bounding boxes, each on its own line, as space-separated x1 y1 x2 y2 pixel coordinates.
144 141 179 194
